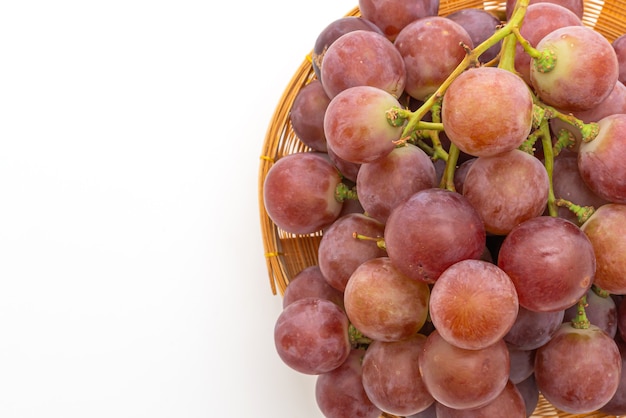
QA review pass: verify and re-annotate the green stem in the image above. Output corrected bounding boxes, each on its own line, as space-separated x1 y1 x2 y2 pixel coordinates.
555 198 595 224
352 231 386 250
592 284 610 298
571 295 590 329
348 324 372 349
536 102 599 143
539 120 558 217
398 0 531 139
335 182 358 202
440 143 460 192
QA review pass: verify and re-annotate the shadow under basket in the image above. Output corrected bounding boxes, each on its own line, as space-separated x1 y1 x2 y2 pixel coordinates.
258 0 626 417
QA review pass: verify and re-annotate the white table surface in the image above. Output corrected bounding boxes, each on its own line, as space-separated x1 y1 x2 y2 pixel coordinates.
0 1 357 417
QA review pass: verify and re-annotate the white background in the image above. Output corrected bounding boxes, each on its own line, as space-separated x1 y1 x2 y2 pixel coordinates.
0 1 357 417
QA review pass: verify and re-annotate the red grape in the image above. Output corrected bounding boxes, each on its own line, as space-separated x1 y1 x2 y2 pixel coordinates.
429 259 519 350
263 152 343 234
394 16 473 100
361 334 435 416
358 0 440 41
435 380 526 417
384 188 486 283
317 212 386 292
446 8 501 64
320 29 406 99
289 79 330 152
534 323 621 414
282 265 345 310
462 149 550 235
355 143 437 224
343 257 430 342
530 25 619 112
419 330 510 410
497 216 595 312
315 348 382 418
324 85 404 164
578 113 626 203
274 298 351 375
442 67 534 157
580 203 626 294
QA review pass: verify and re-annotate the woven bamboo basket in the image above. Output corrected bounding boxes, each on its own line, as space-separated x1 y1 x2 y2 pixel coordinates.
258 0 626 417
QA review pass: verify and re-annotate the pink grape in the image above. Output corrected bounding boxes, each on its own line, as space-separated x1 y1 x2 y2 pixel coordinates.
361 334 435 416
384 188 486 283
282 265 345 310
461 149 550 235
343 257 430 342
513 2 583 86
289 79 330 152
429 259 519 350
504 306 565 350
580 203 626 294
274 298 351 375
446 8 501 63
263 152 343 234
394 16 473 100
435 380 527 417
441 66 534 157
506 0 584 20
599 338 626 415
530 25 619 112
419 330 510 410
315 348 382 418
320 29 406 99
311 16 384 79
613 33 626 85
317 212 386 292
534 323 621 414
497 216 595 312
355 143 437 224
578 113 626 203
358 0 440 41
324 85 404 164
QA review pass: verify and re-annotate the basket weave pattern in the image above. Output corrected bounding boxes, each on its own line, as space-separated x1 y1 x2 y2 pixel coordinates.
258 1 626 417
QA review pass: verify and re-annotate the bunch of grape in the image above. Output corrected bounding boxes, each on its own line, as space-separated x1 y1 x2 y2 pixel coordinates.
262 0 626 416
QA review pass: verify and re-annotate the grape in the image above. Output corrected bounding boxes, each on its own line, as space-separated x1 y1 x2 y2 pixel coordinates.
355 143 437 224
317 213 386 292
311 16 384 80
552 154 609 226
619 297 626 342
506 0 584 20
361 334 435 416
419 330 510 410
429 259 519 350
435 380 526 417
516 374 540 418
446 8 502 64
441 66 534 157
315 348 382 418
358 0 440 41
461 149 549 235
320 30 406 99
324 85 404 164
263 152 343 234
384 188 486 283
289 79 330 152
504 306 565 350
534 323 621 414
274 298 351 375
507 343 535 384
453 158 475 195
613 33 626 85
406 402 437 418
282 265 345 310
513 2 583 86
497 216 595 312
326 145 361 183
549 81 626 153
563 288 618 338
343 257 430 342
530 25 619 112
580 203 626 294
578 114 626 203
599 338 626 415
394 16 473 100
